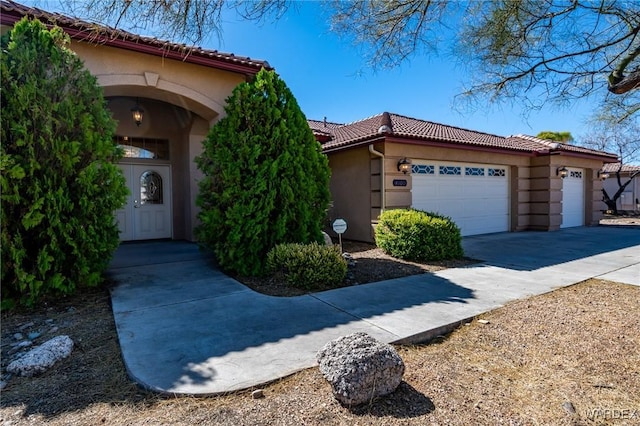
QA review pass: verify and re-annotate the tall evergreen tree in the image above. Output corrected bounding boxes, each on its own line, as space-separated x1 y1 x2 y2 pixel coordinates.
196 69 330 276
1 18 127 306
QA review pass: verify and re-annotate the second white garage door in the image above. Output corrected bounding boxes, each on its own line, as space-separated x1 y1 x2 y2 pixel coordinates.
411 161 510 236
561 167 584 228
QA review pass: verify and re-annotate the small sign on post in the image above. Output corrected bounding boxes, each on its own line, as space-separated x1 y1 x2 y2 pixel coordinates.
332 218 347 252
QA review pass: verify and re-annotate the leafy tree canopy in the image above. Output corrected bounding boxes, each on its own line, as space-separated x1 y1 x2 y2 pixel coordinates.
536 131 574 143
73 0 640 121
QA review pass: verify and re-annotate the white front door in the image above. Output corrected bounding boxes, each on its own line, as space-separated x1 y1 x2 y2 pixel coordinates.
116 164 172 241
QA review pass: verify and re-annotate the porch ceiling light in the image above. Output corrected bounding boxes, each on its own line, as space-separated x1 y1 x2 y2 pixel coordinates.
131 98 144 127
397 158 412 174
598 170 610 180
556 166 568 179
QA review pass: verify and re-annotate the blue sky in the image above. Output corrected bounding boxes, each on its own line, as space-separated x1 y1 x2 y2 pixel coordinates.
214 2 598 139
26 0 598 139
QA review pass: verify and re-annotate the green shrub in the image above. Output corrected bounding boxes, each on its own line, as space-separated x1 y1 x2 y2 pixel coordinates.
1 18 127 306
266 243 347 290
375 209 463 261
196 69 331 276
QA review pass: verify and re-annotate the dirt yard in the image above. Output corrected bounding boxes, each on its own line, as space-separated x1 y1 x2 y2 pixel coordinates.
2 277 638 425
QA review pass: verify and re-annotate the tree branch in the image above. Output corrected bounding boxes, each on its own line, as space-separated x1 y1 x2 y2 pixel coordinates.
608 69 640 94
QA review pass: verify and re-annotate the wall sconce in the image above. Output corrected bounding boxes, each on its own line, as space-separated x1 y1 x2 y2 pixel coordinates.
397 158 412 174
556 166 568 179
598 170 610 180
131 98 144 127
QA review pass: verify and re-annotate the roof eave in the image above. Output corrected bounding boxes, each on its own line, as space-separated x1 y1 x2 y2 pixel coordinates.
322 136 385 153
551 150 620 162
388 136 539 156
0 5 268 75
79 32 267 75
324 134 541 156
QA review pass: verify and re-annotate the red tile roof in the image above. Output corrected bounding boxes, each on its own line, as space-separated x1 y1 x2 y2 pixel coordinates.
602 163 640 173
509 134 617 158
308 118 343 132
312 112 618 160
0 0 270 75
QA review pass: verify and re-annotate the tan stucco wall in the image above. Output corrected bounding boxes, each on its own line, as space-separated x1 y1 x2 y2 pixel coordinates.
327 146 372 242
188 117 212 241
72 42 245 123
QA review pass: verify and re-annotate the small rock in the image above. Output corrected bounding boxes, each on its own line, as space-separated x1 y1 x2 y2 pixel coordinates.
342 252 357 267
477 319 490 324
562 401 576 414
27 332 41 340
8 340 32 356
7 335 74 377
322 231 333 246
45 319 55 324
251 389 265 399
13 333 24 340
48 326 59 334
66 307 76 313
0 381 7 391
18 322 34 331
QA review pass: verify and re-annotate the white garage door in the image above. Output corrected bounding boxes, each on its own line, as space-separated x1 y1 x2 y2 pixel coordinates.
411 161 510 236
561 168 584 228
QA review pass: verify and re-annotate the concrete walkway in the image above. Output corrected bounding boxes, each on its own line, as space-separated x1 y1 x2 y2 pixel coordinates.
107 226 640 395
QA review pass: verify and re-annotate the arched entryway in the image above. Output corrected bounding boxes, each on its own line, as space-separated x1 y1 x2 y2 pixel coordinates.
107 95 216 241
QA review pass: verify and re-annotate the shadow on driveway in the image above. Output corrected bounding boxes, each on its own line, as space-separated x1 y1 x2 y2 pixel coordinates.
106 226 640 394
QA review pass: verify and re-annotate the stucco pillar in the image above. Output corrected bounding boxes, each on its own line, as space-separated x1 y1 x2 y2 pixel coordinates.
528 157 562 231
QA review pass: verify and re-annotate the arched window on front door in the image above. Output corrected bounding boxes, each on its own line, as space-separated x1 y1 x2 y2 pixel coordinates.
140 171 163 205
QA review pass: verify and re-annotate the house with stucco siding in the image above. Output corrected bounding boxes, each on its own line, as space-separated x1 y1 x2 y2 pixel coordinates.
310 113 618 242
2 1 619 245
1 0 270 242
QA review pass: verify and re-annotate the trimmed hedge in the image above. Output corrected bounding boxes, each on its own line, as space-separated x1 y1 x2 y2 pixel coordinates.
375 209 463 261
266 243 347 290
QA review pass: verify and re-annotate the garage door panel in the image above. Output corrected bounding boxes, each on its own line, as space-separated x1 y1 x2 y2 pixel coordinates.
412 161 509 236
561 168 584 228
479 202 509 216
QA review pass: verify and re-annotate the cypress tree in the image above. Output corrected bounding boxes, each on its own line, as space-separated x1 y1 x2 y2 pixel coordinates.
196 69 330 276
1 18 127 306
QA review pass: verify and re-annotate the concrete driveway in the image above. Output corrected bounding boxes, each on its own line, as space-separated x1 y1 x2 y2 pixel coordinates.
107 226 640 395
